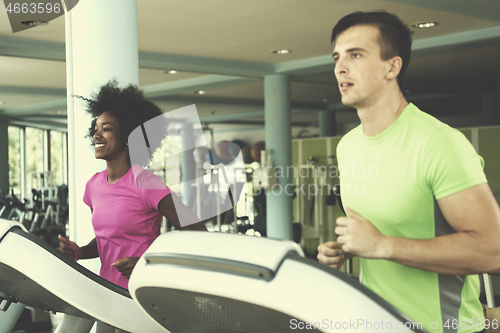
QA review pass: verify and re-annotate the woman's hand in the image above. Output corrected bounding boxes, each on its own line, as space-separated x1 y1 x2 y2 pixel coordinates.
112 257 140 279
57 235 82 261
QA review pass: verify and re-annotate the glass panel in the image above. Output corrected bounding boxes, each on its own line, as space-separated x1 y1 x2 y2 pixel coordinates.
8 126 20 196
25 127 44 190
50 131 64 186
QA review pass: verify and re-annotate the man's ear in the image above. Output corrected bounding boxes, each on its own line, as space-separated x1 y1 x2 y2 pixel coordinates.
386 56 402 81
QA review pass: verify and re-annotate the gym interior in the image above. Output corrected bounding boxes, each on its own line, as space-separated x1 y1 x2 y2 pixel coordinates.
1 0 500 332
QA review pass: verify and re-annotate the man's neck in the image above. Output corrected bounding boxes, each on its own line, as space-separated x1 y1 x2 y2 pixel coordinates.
357 91 408 136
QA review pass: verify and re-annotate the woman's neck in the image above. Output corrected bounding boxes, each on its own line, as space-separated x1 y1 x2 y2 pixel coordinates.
106 158 132 183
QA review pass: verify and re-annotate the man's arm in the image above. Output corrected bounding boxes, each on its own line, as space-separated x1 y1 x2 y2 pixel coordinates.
336 183 500 275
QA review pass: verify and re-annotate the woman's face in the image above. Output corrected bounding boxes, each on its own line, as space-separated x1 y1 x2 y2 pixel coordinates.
93 111 128 161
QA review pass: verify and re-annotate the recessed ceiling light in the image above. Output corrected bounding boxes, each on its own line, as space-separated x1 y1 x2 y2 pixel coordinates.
0 101 4 105
271 49 292 55
412 22 438 29
194 90 206 95
21 21 48 27
164 70 178 74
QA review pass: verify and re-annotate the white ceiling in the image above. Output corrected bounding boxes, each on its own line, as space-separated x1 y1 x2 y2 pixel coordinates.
1 0 500 134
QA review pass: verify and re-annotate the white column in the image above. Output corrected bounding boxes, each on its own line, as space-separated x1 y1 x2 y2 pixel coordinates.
65 0 139 273
43 130 50 182
20 127 26 200
264 74 293 240
0 122 8 195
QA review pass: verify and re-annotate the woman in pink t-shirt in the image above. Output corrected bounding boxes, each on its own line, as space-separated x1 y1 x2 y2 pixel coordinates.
58 81 207 292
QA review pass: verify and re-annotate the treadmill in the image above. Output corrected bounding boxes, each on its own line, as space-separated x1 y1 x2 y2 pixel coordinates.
0 218 167 333
129 231 428 333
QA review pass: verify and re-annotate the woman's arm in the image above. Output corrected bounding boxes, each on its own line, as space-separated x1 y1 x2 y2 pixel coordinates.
158 193 207 231
57 207 99 260
57 236 99 260
112 192 207 280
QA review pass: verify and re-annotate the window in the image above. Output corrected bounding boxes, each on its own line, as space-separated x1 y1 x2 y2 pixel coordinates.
8 126 20 196
26 127 44 190
50 131 65 186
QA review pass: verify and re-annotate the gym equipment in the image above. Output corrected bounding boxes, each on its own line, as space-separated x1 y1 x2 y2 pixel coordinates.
252 150 276 190
29 189 65 248
4 304 52 333
241 146 254 164
0 217 427 333
296 156 339 245
0 191 30 224
129 231 426 333
229 139 246 157
215 141 232 159
202 161 236 231
189 143 246 232
250 141 265 163
0 219 167 333
333 183 345 215
193 146 209 164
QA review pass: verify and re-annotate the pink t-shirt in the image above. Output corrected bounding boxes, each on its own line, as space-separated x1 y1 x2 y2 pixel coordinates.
83 165 171 289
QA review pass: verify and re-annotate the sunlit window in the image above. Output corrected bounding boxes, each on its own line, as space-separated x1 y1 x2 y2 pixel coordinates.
8 126 20 196
50 131 65 186
26 127 44 190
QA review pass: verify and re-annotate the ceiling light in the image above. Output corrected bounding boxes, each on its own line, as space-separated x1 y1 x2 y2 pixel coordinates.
194 90 206 95
0 101 4 105
164 70 178 74
412 22 437 29
271 49 292 55
21 21 48 27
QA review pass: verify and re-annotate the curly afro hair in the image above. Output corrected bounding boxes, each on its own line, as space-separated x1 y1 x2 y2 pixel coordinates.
76 79 165 166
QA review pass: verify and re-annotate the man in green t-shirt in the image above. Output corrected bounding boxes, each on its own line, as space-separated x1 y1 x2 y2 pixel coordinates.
317 11 500 333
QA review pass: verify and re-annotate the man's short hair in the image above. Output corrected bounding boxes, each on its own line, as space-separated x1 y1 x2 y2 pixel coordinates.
331 11 412 88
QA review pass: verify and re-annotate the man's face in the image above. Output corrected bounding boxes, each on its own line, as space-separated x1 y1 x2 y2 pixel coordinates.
333 25 391 109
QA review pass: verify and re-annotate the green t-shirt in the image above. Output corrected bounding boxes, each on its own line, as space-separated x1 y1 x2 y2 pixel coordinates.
337 103 487 333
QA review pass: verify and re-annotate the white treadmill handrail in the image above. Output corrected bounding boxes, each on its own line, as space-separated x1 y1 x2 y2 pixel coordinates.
0 219 27 239
145 231 304 271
